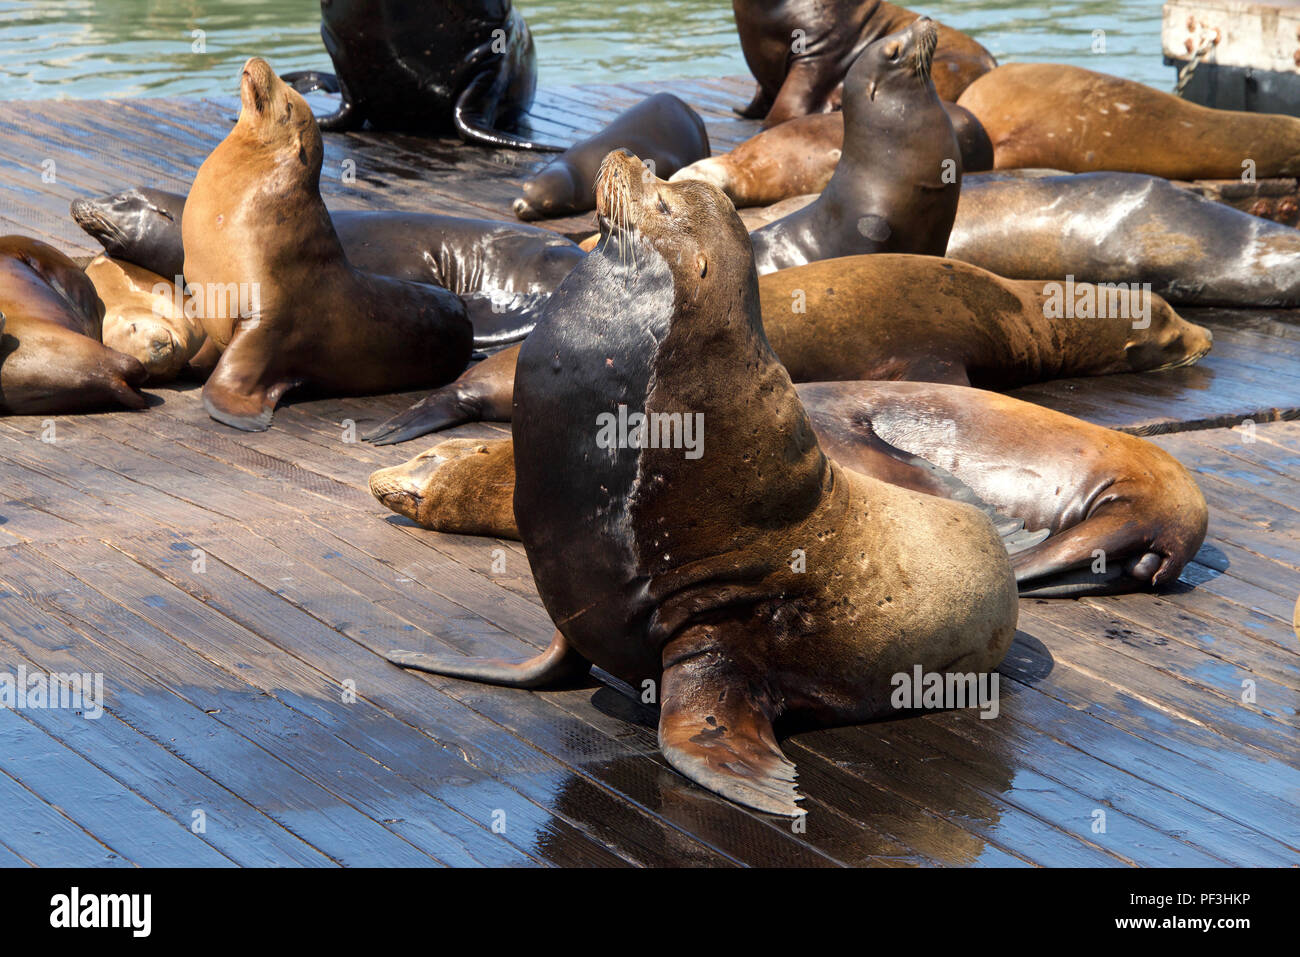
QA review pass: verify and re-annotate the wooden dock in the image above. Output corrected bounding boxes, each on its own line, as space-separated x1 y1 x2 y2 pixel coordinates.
0 78 1297 867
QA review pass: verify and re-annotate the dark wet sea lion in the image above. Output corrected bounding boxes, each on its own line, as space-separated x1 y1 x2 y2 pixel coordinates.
372 378 1207 598
72 188 582 348
0 236 148 414
84 256 207 383
386 151 1019 815
672 102 991 208
733 0 995 126
182 58 472 432
957 63 1300 178
749 19 962 274
512 93 710 221
283 0 555 148
949 172 1300 307
364 253 1212 444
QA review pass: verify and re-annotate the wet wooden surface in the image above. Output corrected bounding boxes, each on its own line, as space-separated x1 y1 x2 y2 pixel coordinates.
0 79 1297 866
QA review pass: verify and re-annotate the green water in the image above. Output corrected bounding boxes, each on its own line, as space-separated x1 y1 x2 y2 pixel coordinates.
0 0 1173 100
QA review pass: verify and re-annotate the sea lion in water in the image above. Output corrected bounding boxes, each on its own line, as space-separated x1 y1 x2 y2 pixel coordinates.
957 63 1300 178
72 189 583 349
385 151 1020 815
182 58 472 432
748 19 962 274
371 378 1207 598
282 0 555 148
671 103 992 208
732 0 995 127
512 93 710 221
363 253 1211 444
949 172 1300 308
85 256 207 382
0 237 148 414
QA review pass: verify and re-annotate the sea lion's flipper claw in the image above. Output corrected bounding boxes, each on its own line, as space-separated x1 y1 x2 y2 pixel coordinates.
387 629 590 688
658 629 801 816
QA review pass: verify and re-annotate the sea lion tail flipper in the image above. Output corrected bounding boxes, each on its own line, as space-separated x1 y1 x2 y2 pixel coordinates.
387 629 590 688
201 336 298 432
658 627 801 817
279 70 340 95
453 70 564 152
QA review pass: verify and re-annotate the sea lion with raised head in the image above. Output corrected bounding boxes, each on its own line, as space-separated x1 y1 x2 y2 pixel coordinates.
85 256 207 382
733 0 995 126
949 172 1300 307
372 378 1207 598
0 237 148 414
957 63 1300 179
671 102 992 208
182 58 472 431
282 0 555 148
512 93 710 221
73 189 583 348
363 253 1212 444
384 151 1020 815
748 19 962 274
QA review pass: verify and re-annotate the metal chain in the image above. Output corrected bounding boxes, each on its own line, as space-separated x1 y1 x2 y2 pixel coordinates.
1175 31 1220 97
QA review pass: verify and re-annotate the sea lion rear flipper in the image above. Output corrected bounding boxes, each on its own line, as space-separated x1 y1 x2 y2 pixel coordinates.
734 83 773 119
364 345 519 445
387 629 590 688
201 331 299 432
280 70 340 95
658 626 801 817
453 67 564 152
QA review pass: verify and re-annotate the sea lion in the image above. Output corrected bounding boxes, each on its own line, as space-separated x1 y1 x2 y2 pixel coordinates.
371 379 1208 598
84 256 207 382
671 102 992 208
363 253 1212 444
282 0 555 148
182 58 472 432
949 172 1300 307
385 151 1020 815
72 189 583 348
0 237 148 414
748 19 962 274
512 94 710 221
732 0 995 126
957 63 1300 178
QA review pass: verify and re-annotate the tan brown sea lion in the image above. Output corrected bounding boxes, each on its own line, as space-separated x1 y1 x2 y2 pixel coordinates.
363 253 1213 444
956 63 1300 178
84 256 207 383
370 379 1209 598
385 151 1020 815
670 102 992 208
733 0 996 126
512 93 709 221
182 58 472 431
0 237 147 414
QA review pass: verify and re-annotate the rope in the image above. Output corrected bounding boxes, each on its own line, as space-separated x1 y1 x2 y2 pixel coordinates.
1175 30 1220 97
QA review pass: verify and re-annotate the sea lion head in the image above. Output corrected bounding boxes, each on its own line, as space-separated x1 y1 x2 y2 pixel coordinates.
237 57 323 176
70 189 179 266
849 16 939 105
103 317 186 380
1124 299 1214 372
593 148 755 310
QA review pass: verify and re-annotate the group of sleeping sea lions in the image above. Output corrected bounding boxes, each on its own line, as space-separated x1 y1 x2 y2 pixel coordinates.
2 0 1296 815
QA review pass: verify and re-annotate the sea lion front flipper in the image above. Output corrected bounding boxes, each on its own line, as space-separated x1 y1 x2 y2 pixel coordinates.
201 330 300 432
452 63 564 152
387 629 590 688
658 626 801 817
734 83 774 119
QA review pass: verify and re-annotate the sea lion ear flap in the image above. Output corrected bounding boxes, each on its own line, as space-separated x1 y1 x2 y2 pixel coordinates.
657 626 802 816
865 79 877 101
697 253 708 278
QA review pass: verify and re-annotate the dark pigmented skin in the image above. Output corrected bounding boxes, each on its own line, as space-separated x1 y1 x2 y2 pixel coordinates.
284 0 555 149
513 93 710 221
733 0 995 127
0 236 148 414
72 188 584 348
377 378 1208 598
958 63 1300 178
182 58 472 433
384 151 1019 816
748 18 962 275
363 253 1212 444
948 172 1300 307
671 102 992 208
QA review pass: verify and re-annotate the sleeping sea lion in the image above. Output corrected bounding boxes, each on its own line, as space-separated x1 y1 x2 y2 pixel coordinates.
84 256 207 382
